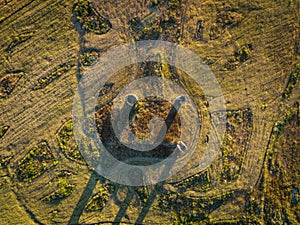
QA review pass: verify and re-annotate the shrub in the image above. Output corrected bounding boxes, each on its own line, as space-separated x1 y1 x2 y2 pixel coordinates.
0 125 9 138
235 45 251 62
80 50 99 66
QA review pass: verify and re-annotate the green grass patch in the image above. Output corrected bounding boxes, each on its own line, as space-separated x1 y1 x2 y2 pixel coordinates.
35 63 73 90
17 141 58 182
56 119 84 162
85 183 113 212
42 177 75 202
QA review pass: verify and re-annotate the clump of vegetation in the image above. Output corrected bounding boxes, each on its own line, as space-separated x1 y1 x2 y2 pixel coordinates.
260 103 300 224
272 107 294 136
128 17 144 33
223 45 252 70
6 32 34 52
17 141 58 181
42 177 75 202
136 186 149 204
203 57 215 65
222 57 239 71
0 17 5 24
150 0 168 7
57 119 83 162
295 37 300 55
217 10 244 28
74 0 111 34
159 186 233 223
282 62 300 99
0 125 9 138
220 108 253 182
85 184 113 212
80 50 99 66
235 44 252 62
0 155 12 167
209 23 222 40
195 19 204 41
96 94 181 162
261 103 268 111
133 0 181 42
0 73 23 98
35 63 72 90
129 97 181 144
210 9 243 40
172 171 211 192
138 25 161 40
168 0 181 9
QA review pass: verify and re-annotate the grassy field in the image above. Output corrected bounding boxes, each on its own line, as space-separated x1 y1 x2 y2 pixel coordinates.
0 0 299 224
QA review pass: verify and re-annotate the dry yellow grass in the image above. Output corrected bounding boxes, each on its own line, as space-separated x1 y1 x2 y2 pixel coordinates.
0 0 299 224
